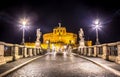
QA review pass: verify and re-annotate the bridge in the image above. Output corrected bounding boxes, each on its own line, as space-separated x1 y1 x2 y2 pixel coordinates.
0 41 120 77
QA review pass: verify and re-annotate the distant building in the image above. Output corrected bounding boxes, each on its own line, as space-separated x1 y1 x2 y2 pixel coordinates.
43 23 77 45
25 23 77 50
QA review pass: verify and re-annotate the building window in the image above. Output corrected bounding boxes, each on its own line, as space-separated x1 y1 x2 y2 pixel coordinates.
54 30 56 34
63 30 65 33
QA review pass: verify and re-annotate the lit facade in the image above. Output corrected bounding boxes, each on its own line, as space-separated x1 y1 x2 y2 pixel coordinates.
43 23 77 45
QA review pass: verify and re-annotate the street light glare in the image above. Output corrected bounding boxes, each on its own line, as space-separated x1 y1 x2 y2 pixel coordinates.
19 17 30 45
19 17 30 30
22 21 27 26
20 18 29 26
92 19 102 30
92 18 102 45
94 19 99 25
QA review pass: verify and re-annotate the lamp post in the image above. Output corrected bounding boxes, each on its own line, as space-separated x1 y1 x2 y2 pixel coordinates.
20 18 29 45
93 19 102 45
46 40 50 52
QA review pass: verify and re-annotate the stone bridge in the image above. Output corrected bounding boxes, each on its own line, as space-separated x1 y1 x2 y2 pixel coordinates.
76 41 120 64
0 41 120 65
0 41 46 65
0 41 120 77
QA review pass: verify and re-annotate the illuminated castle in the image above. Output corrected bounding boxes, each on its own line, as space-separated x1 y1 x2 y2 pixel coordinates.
25 23 78 50
43 23 77 45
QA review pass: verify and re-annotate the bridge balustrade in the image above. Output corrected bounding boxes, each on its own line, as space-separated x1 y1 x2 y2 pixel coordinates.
18 46 24 59
26 48 29 56
83 47 86 55
26 48 33 57
108 46 118 56
88 46 94 56
39 49 41 54
86 47 89 56
4 45 13 56
23 47 26 57
0 41 43 65
97 46 103 58
36 48 40 55
32 48 35 56
4 43 14 62
107 43 118 62
76 41 120 64
79 48 82 54
91 47 94 55
80 48 84 55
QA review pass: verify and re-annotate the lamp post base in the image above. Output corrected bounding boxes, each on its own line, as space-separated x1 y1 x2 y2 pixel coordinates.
95 41 100 45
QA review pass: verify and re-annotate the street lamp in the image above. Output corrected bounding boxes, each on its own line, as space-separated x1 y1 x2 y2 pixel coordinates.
19 17 29 45
46 40 50 52
92 19 102 45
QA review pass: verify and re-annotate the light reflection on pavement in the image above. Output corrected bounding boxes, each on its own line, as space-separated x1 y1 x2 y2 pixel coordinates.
5 52 118 77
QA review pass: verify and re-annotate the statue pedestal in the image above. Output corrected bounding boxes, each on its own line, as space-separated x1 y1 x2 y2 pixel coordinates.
79 40 85 46
35 41 41 48
78 40 85 54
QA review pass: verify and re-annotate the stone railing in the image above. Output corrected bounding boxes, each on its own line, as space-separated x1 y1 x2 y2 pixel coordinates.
0 41 47 65
74 41 120 64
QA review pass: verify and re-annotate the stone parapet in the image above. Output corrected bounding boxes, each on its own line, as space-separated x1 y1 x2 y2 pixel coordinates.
13 44 19 60
102 44 109 60
93 45 97 57
0 42 6 65
115 42 120 64
33 48 37 56
23 47 28 57
29 48 33 57
36 48 40 55
88 47 92 56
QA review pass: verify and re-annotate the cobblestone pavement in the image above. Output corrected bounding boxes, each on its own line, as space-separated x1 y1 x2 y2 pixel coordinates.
0 56 40 74
81 56 120 71
5 52 118 77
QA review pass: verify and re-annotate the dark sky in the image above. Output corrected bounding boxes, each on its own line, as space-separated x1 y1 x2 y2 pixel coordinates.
0 0 120 44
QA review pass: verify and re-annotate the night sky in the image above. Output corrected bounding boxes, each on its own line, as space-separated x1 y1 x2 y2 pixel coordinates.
0 0 120 44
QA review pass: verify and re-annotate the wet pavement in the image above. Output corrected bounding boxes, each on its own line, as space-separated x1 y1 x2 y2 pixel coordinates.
0 56 40 74
81 56 120 71
5 52 118 77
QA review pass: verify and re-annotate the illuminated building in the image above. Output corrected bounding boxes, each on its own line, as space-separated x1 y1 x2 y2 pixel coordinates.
43 23 77 46
25 23 77 50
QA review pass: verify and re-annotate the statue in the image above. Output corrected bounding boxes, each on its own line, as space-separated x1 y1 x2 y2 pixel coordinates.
35 28 42 48
79 28 84 41
78 28 85 46
36 28 41 42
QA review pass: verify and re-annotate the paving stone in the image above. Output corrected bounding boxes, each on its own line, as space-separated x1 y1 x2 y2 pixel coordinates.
5 53 118 77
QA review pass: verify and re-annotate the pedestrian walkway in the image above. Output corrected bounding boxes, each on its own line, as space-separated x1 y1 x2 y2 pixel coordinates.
72 53 120 76
1 53 120 77
84 56 120 71
0 56 40 75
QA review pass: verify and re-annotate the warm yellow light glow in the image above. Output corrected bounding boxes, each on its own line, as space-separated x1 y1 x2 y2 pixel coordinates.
25 24 77 50
43 25 77 45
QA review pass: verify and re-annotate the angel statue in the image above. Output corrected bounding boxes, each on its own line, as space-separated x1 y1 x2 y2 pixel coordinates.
79 28 84 41
36 28 42 42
